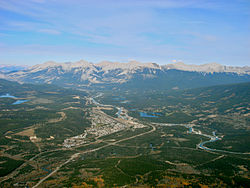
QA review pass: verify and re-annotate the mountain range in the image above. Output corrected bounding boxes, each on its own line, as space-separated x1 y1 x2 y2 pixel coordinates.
0 64 28 73
1 60 250 91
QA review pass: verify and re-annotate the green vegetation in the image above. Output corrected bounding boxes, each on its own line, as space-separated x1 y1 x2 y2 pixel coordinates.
0 79 90 182
0 157 24 177
0 79 249 187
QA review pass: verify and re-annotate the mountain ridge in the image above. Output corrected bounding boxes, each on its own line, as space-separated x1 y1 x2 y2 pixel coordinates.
2 60 250 91
23 60 249 74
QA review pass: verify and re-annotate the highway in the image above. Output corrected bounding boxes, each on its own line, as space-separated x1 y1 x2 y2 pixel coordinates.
32 123 156 187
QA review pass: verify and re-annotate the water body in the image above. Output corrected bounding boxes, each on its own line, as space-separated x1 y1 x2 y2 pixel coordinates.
0 93 16 98
196 130 221 151
188 127 193 133
184 125 193 133
139 112 162 118
184 124 219 151
212 131 216 137
140 112 158 118
198 137 220 151
129 109 137 111
117 107 122 117
120 100 130 104
41 167 52 173
116 107 125 119
115 107 129 120
0 93 29 104
12 100 29 105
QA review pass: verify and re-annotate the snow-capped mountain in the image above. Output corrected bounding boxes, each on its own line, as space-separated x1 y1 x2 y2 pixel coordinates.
3 60 250 91
163 62 250 74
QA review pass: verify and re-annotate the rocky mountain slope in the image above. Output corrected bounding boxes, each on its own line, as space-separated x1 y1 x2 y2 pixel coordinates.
3 60 250 91
0 64 28 73
164 62 250 74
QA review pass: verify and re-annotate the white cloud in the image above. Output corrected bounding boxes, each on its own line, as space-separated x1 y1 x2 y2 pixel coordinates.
0 0 249 66
38 29 61 35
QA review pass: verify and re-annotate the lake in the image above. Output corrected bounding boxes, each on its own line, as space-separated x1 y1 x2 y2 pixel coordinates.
12 100 29 105
0 93 16 98
140 112 158 118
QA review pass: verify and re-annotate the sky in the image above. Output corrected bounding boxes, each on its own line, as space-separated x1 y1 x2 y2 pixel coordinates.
0 0 249 66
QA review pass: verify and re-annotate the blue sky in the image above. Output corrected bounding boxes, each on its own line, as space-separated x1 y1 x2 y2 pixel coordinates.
0 0 249 66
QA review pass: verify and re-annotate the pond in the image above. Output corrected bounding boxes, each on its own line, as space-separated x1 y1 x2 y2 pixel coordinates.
0 93 17 98
12 100 29 105
140 112 159 118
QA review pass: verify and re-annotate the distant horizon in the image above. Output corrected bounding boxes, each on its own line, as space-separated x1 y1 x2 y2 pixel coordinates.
0 0 249 66
1 58 250 67
1 59 249 68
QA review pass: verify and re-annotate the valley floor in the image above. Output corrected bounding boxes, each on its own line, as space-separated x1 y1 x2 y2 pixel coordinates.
1 93 249 187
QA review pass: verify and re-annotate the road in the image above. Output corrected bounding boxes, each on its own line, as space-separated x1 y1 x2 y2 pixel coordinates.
0 147 64 184
32 124 156 187
156 123 250 155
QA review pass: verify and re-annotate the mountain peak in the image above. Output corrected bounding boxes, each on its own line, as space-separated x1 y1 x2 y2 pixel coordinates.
164 62 225 73
24 60 249 75
30 61 58 70
202 62 222 68
3 59 250 88
72 60 93 68
96 60 159 70
206 62 221 66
